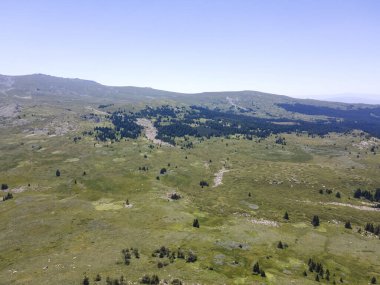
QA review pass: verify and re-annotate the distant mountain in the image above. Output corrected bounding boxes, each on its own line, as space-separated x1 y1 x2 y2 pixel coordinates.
1 73 380 138
1 73 378 106
308 93 380 105
0 73 182 101
1 73 379 117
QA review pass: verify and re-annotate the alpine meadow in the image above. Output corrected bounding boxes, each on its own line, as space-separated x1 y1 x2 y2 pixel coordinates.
1 74 379 284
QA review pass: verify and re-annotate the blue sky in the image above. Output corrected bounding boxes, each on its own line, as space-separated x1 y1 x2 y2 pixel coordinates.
1 0 379 99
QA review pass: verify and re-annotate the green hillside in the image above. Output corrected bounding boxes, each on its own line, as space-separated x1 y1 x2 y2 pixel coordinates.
0 75 379 285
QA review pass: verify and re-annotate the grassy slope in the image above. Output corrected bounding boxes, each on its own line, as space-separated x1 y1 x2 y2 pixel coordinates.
0 103 380 285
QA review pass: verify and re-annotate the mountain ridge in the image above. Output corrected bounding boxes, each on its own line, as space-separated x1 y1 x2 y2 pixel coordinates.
0 74 379 110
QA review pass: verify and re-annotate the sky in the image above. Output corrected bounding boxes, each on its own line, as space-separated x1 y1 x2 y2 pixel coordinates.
1 0 380 100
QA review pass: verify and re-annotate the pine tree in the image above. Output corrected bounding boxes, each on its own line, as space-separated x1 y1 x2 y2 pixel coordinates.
345 221 352 229
277 241 284 249
253 262 260 274
312 215 320 227
371 277 377 284
83 276 90 285
193 218 200 228
336 192 341 198
284 211 289 220
56 169 61 177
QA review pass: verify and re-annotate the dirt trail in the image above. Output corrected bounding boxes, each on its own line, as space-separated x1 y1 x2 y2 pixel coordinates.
249 218 279 227
226 96 248 111
322 202 380 212
213 167 230 187
136 118 173 147
296 199 380 212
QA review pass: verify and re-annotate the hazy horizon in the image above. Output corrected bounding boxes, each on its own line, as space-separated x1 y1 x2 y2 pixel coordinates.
1 0 380 100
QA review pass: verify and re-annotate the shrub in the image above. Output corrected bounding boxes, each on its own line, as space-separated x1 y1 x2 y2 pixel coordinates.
171 279 182 285
186 251 197 263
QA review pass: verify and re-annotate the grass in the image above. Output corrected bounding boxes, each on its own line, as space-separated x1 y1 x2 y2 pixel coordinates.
0 103 380 284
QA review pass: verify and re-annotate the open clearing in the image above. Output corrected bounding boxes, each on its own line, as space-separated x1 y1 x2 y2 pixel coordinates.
136 118 173 147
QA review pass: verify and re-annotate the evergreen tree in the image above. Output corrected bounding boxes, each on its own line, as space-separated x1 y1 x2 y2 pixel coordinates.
56 169 61 177
326 269 330 281
345 221 352 229
253 262 260 274
312 215 320 227
277 241 284 249
83 276 90 285
283 211 289 220
336 192 341 198
151 275 159 285
193 219 200 228
371 277 377 284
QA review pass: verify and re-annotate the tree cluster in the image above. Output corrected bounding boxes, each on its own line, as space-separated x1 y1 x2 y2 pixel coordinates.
364 223 380 235
140 274 159 285
151 246 197 264
307 258 331 281
122 247 140 265
354 188 380 202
